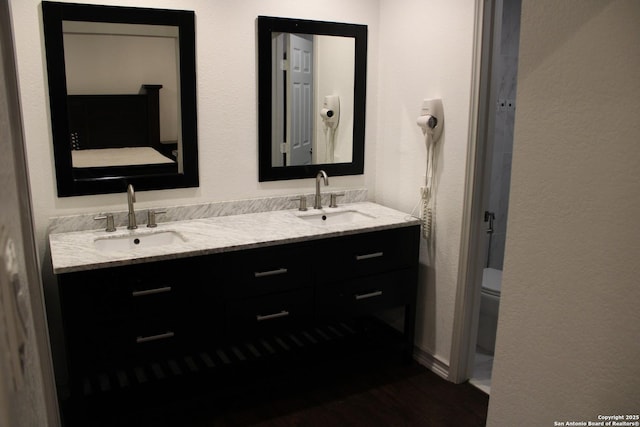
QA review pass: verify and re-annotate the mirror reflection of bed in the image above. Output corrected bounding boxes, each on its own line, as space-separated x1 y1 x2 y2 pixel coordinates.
67 84 179 181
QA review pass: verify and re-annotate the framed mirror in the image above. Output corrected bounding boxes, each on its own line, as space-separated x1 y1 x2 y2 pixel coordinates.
42 1 198 196
257 16 367 181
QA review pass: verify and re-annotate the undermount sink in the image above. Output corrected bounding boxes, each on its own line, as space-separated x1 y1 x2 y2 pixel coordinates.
296 210 375 226
94 230 185 252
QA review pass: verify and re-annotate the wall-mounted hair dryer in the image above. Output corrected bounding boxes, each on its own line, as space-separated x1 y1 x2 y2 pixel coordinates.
416 98 444 143
320 95 340 129
416 98 444 240
320 95 340 162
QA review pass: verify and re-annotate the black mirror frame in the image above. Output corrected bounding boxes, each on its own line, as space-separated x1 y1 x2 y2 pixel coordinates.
257 16 367 182
42 1 198 197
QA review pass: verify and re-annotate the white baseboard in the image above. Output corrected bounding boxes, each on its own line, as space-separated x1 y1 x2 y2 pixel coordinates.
413 346 450 380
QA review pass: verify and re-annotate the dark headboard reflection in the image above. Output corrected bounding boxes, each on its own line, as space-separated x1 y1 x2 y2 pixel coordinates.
42 1 198 196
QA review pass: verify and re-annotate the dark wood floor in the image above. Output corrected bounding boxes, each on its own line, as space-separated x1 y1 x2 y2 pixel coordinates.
103 359 488 427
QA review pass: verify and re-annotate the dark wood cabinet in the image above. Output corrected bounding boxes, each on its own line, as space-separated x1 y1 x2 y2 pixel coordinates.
59 257 208 370
53 225 420 425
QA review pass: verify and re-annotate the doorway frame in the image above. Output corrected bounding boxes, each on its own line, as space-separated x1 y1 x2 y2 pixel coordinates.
0 0 60 423
449 0 502 384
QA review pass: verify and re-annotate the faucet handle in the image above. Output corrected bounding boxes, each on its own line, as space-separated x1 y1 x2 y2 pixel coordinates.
147 209 167 228
329 192 345 208
290 196 308 211
94 214 116 232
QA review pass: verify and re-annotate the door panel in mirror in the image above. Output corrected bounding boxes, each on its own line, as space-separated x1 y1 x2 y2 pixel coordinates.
258 16 367 182
42 2 198 196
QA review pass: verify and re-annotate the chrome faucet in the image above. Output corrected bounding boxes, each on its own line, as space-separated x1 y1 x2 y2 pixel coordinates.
126 184 137 229
314 170 329 209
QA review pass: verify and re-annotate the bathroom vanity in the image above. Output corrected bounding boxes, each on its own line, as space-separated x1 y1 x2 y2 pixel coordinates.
49 202 419 425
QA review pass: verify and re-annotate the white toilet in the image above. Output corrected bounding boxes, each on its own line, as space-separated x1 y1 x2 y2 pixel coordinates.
477 268 502 354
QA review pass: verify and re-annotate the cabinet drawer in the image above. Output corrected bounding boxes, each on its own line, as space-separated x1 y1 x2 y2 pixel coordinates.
220 244 313 298
68 313 185 367
226 288 314 335
316 226 419 280
316 269 417 319
60 260 190 320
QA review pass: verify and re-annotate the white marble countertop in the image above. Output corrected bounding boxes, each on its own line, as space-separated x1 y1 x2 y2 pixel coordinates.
49 202 420 274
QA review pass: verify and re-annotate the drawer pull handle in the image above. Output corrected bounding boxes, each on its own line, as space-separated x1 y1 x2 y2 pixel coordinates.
256 310 290 322
254 268 288 278
136 331 174 344
355 252 384 261
355 290 383 300
132 286 172 297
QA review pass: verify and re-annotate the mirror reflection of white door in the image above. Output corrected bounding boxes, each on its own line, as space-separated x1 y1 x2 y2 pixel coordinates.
287 34 313 166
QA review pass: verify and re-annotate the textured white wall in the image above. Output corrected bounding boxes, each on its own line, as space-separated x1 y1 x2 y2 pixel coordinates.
9 0 379 258
488 1 640 424
376 0 477 365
